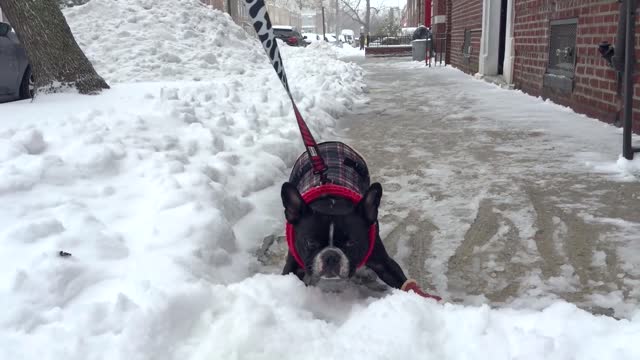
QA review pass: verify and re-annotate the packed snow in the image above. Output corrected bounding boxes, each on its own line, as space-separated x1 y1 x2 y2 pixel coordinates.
0 0 638 359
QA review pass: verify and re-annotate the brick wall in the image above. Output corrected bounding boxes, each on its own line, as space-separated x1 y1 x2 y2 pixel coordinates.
512 0 640 132
433 0 448 34
433 0 448 56
450 0 483 74
365 46 413 57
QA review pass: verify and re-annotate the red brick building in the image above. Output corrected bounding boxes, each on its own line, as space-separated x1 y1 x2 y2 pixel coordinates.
433 0 640 133
406 0 424 27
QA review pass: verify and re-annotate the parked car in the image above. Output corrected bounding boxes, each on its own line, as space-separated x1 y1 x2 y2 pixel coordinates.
325 34 343 48
0 22 33 102
302 32 322 45
340 29 354 45
273 25 306 47
302 32 320 45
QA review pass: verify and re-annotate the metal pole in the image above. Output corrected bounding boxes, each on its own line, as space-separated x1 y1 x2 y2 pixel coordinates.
322 6 326 40
335 0 339 39
424 0 431 27
622 0 636 160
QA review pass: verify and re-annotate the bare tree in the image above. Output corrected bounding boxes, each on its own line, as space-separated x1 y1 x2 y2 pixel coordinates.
340 0 368 32
340 0 379 34
0 0 109 95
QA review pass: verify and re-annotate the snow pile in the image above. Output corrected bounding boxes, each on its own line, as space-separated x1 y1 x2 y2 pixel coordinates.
175 277 640 360
616 154 640 178
306 40 365 58
280 41 365 116
63 0 266 83
3 270 640 359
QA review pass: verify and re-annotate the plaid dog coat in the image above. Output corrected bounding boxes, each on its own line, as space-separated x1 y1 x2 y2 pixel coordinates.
289 141 370 197
286 141 376 270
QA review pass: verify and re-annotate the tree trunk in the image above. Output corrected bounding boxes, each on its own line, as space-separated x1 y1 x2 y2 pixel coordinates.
0 0 109 94
365 0 370 34
335 0 339 38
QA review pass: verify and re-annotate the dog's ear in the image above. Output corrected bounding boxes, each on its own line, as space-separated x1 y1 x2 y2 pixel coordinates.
281 182 308 223
357 183 382 225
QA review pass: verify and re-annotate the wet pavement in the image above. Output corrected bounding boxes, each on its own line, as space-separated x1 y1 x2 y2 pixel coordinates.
334 57 640 318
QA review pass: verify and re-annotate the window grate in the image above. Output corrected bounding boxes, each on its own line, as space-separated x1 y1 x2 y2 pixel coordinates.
462 29 471 63
547 18 578 78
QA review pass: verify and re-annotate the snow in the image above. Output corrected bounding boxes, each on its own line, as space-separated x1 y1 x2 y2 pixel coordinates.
616 155 640 178
305 40 365 59
0 0 639 358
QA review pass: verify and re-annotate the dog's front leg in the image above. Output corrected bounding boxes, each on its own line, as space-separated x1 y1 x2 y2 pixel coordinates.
366 226 442 301
365 234 409 289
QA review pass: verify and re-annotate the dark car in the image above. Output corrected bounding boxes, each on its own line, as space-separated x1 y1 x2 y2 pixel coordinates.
0 22 32 102
273 25 306 47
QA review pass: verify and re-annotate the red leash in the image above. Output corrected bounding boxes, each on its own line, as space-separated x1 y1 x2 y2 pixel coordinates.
246 0 442 302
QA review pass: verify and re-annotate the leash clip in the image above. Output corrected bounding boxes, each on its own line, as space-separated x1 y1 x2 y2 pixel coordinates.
315 168 331 184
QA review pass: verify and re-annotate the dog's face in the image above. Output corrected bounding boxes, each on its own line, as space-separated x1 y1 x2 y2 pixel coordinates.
282 182 382 284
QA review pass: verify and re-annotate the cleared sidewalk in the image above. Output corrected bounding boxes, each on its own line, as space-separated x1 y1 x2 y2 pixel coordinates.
341 57 640 319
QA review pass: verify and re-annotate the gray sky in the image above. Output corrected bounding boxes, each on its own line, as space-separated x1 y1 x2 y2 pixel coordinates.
370 0 404 10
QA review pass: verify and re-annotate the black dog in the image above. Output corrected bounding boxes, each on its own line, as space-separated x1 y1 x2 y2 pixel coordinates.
281 141 440 300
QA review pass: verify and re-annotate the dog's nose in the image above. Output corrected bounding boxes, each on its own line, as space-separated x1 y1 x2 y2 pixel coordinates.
324 252 340 267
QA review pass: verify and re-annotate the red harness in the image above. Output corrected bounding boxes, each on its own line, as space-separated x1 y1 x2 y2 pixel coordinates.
285 184 377 269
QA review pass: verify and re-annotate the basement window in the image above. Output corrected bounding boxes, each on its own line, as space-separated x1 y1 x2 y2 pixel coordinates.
463 29 471 64
544 18 578 94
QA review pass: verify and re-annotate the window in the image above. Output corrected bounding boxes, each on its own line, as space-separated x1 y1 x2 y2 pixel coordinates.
462 29 471 64
547 18 578 78
543 18 578 94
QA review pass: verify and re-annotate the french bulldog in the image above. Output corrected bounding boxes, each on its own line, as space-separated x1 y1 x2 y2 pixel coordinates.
280 142 441 301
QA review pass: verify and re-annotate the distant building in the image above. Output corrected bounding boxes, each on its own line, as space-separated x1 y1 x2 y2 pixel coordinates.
200 0 301 33
405 0 425 27
301 8 317 33
266 0 302 29
299 1 338 35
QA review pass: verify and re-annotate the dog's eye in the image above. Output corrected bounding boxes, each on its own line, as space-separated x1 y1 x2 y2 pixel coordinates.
306 238 318 249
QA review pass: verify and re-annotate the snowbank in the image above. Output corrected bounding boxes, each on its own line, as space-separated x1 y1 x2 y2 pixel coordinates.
63 0 264 83
305 40 366 59
3 272 640 359
0 0 366 358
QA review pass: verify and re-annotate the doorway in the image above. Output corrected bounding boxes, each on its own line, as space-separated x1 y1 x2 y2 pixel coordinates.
497 0 508 75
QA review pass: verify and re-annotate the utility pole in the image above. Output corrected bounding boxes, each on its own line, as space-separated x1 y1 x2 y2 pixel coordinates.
335 0 339 38
322 5 326 40
622 0 638 160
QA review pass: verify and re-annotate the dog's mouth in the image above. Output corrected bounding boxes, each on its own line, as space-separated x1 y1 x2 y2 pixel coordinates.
310 247 350 281
319 275 342 280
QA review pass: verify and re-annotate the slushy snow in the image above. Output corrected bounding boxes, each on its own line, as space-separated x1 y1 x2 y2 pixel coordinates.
0 0 638 359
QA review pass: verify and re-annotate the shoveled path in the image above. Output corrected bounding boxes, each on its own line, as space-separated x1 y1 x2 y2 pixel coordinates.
336 57 640 319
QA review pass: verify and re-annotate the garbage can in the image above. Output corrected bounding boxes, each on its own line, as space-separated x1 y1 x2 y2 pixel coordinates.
412 39 427 61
